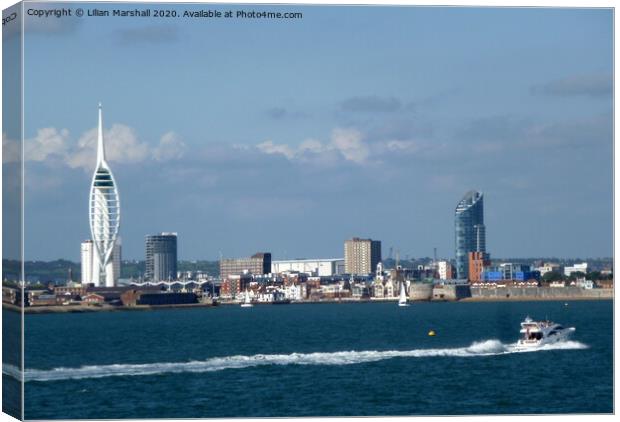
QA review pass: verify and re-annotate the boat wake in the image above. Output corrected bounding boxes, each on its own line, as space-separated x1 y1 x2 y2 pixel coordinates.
4 339 587 382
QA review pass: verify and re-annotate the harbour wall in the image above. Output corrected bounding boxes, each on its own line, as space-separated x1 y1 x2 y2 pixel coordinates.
469 286 613 300
431 284 472 301
409 283 433 301
410 283 613 302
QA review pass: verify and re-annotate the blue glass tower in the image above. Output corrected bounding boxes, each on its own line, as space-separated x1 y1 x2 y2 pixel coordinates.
455 191 485 279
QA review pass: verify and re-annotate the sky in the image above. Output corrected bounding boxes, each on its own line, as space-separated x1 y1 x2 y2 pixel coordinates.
5 2 613 261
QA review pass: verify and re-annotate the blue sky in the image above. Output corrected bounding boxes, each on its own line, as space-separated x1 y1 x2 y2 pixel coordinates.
11 3 613 261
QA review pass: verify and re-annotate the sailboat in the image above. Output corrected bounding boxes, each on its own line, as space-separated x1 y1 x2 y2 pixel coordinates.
240 289 253 308
398 281 410 307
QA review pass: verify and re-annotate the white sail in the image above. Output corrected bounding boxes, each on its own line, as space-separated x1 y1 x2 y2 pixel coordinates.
398 282 409 306
241 289 253 307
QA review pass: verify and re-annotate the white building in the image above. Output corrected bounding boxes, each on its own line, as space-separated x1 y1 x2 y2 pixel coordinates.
89 104 121 287
81 238 121 286
536 263 561 276
81 240 94 285
283 284 305 301
271 258 344 277
437 260 454 280
564 262 588 277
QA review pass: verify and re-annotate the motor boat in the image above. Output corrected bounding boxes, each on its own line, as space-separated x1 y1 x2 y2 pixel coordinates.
515 316 575 350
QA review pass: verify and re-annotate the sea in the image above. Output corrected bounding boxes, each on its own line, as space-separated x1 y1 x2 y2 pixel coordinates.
2 300 614 419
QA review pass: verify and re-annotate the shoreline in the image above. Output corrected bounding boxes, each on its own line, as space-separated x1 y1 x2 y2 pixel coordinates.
3 294 613 314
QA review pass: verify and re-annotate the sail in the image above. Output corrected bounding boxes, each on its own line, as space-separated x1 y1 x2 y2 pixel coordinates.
398 282 407 304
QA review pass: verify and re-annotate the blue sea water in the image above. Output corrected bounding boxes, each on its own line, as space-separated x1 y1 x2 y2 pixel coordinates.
11 300 614 419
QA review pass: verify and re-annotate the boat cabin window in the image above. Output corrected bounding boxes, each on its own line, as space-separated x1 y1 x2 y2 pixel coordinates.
524 332 543 340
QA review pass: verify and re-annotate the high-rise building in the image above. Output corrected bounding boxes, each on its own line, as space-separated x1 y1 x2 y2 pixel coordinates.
81 240 94 285
145 233 178 281
220 252 272 279
113 237 122 282
81 238 121 286
88 104 120 287
455 190 485 279
344 237 382 275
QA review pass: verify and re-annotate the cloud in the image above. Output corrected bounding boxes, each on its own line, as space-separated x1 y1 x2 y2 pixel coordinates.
24 128 70 162
117 25 179 45
68 124 150 170
4 128 70 164
253 127 437 167
255 127 370 165
20 124 185 171
341 96 402 113
331 128 368 163
531 73 612 97
256 140 296 160
153 132 186 161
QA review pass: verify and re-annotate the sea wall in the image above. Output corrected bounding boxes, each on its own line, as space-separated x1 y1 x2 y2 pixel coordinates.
431 284 472 301
409 283 433 301
470 287 613 300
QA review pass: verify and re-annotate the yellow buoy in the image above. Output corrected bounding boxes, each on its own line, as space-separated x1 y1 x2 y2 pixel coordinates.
428 330 436 336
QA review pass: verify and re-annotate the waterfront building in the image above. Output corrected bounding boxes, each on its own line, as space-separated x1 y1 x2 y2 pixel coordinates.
437 260 454 280
564 262 588 277
88 104 121 287
145 233 178 281
81 238 121 286
455 190 485 279
220 252 272 279
219 273 254 298
271 258 344 277
535 262 562 276
344 237 382 275
468 252 490 282
482 263 540 282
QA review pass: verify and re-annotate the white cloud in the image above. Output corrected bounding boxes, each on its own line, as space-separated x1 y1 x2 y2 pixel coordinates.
256 140 296 160
25 128 70 162
68 124 150 170
20 124 185 171
253 128 433 166
330 128 369 164
153 131 186 161
255 128 371 165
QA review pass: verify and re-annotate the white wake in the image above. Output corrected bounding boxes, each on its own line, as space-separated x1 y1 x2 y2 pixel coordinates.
3 339 587 382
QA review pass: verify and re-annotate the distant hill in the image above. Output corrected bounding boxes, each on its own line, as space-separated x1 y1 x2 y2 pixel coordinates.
2 259 220 284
